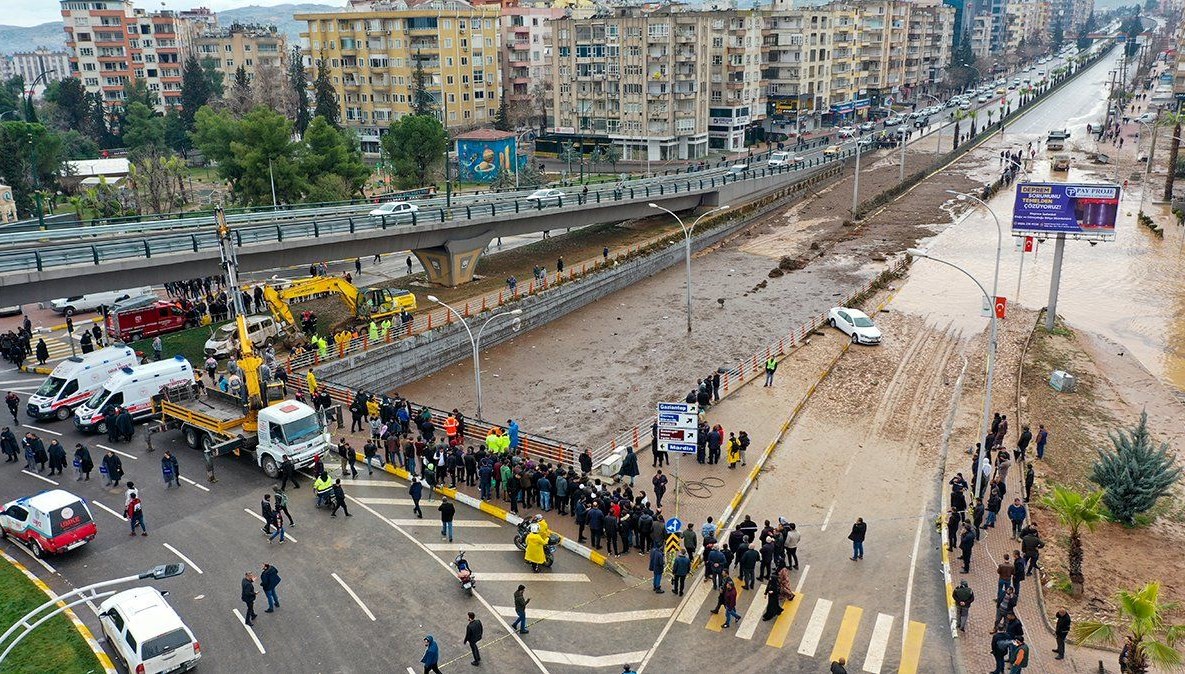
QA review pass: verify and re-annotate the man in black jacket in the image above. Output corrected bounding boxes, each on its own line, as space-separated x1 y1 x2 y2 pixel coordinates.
279 455 299 490
1054 609 1072 659
260 563 281 612
331 478 351 517
464 611 483 665
241 572 258 626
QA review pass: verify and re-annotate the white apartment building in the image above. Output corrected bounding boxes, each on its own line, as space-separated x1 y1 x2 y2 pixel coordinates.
1 50 72 95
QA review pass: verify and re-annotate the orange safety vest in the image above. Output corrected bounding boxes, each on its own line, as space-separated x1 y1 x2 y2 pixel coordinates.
443 416 459 437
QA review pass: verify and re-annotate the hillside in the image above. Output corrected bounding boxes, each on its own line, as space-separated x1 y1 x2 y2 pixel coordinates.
0 22 67 54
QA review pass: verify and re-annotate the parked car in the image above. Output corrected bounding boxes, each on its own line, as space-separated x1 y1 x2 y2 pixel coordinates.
99 587 201 674
959 100 973 110
977 94 991 103
368 201 419 220
858 121 876 132
49 287 153 316
203 315 280 359
727 163 749 175
883 116 904 126
0 489 96 558
836 126 856 138
0 304 20 317
828 307 882 345
822 145 842 157
524 188 566 206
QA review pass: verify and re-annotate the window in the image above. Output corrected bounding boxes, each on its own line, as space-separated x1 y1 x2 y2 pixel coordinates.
225 59 233 67
82 62 96 71
104 608 125 632
85 77 98 86
80 47 94 56
124 631 137 653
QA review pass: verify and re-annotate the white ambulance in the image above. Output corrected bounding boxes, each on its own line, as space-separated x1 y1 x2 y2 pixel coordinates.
73 356 193 434
26 345 139 421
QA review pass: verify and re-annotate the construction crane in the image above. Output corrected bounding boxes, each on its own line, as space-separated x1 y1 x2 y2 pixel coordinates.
216 205 264 424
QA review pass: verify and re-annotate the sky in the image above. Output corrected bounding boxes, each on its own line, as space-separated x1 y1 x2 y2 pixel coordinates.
5 1 309 27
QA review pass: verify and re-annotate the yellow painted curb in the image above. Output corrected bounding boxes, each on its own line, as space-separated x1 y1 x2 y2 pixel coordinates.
0 549 116 673
18 365 54 375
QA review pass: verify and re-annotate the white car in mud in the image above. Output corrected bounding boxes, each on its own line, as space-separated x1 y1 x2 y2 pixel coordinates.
828 307 882 345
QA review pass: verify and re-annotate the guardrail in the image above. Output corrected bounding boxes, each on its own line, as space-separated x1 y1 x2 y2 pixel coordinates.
588 258 909 464
287 377 577 468
1 153 862 274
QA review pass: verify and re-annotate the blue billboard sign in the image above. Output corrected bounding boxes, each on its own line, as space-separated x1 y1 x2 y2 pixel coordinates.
1011 182 1120 240
456 136 524 183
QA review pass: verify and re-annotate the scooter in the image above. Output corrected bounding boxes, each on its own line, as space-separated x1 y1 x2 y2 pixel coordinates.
454 552 476 595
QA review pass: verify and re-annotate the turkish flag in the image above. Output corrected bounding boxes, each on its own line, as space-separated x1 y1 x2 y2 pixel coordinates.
1023 236 1035 253
994 297 1008 319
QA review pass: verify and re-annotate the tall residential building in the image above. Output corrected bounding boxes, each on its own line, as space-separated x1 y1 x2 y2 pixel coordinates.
549 7 766 160
60 0 199 112
297 0 503 154
194 23 288 84
1003 0 1051 56
765 0 953 132
1 50 72 94
499 5 565 127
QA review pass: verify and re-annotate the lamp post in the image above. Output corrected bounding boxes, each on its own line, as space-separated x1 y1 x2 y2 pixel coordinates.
0 563 185 665
268 157 278 211
947 190 1003 317
916 93 944 156
427 296 522 420
649 203 730 334
907 247 997 498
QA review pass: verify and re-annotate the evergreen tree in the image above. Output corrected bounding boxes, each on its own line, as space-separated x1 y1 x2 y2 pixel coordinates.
302 116 369 197
289 45 311 136
121 102 164 155
493 99 511 131
228 65 253 116
1051 18 1065 51
313 54 339 127
45 77 90 132
410 53 435 117
180 54 211 132
1091 412 1182 525
381 114 447 189
1077 12 1097 51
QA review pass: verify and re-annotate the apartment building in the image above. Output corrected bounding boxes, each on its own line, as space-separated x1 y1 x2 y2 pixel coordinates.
1003 0 1051 56
60 0 198 112
500 5 565 126
0 50 72 94
549 7 766 160
298 0 502 154
194 23 288 84
765 0 953 132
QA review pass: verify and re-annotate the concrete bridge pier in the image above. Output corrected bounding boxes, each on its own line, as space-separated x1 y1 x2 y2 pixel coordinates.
412 230 494 286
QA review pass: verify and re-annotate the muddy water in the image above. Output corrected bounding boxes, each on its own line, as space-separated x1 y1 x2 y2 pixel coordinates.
896 49 1185 391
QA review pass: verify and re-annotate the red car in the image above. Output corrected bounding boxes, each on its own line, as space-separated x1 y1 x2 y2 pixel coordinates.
0 489 97 558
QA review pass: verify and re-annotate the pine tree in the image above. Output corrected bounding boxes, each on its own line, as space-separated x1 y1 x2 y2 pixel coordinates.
493 99 511 131
180 54 211 132
289 45 311 136
410 53 435 117
1090 412 1182 525
312 54 339 127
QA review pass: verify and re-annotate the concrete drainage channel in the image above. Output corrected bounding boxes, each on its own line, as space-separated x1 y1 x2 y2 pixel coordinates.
318 164 843 393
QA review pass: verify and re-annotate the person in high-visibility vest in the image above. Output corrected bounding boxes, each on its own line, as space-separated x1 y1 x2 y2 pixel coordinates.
485 428 500 454
306 368 318 395
368 321 379 342
764 357 778 387
443 414 459 440
316 337 329 359
380 318 391 338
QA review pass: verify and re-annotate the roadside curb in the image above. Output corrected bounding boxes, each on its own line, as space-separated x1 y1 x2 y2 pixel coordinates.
0 549 116 674
18 365 54 375
351 450 631 578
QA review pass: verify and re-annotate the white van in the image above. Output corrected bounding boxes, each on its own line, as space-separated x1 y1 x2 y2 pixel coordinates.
26 345 138 421
203 315 279 359
49 287 153 315
99 587 201 674
73 356 193 434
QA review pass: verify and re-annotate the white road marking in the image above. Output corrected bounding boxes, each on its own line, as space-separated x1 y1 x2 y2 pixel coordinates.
163 543 204 574
534 649 649 668
384 518 499 528
355 497 415 506
92 500 127 521
676 577 715 624
407 668 416 674
86 600 100 616
478 572 589 582
734 584 765 640
901 511 926 648
862 613 895 673
331 572 376 621
232 609 266 654
820 499 837 532
797 598 834 656
335 478 406 487
425 543 521 552
22 424 61 436
344 494 549 673
96 444 137 460
491 606 674 623
21 470 58 485
796 565 810 593
2 386 38 393
242 508 297 543
178 475 210 492
4 537 57 574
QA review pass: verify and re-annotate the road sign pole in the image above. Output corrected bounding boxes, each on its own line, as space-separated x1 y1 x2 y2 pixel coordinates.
1045 233 1066 331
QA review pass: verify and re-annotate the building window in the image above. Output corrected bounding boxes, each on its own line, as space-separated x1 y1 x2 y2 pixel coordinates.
648 24 668 38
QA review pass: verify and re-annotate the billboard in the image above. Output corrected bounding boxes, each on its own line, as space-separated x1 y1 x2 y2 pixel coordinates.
1011 182 1120 240
456 136 524 183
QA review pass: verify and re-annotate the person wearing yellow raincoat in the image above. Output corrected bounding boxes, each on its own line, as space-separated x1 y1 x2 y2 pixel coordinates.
726 433 741 469
368 321 379 342
525 530 548 571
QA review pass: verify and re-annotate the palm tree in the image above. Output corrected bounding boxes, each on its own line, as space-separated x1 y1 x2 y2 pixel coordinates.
1073 582 1185 673
1161 109 1185 202
1041 486 1105 596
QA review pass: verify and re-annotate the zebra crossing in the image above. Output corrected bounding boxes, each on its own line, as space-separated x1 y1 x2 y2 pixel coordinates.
683 565 928 674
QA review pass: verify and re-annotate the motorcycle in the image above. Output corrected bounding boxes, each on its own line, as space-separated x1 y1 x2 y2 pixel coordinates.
454 552 475 594
314 486 338 510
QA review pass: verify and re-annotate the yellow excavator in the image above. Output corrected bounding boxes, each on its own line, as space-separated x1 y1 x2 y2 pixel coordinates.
256 276 416 336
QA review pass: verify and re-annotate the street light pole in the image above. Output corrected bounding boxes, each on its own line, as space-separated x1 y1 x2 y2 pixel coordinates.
649 203 729 334
948 190 1003 317
907 248 997 498
427 296 522 420
268 158 278 211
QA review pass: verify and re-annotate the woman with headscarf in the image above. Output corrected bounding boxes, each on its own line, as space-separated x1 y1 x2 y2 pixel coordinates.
762 564 795 620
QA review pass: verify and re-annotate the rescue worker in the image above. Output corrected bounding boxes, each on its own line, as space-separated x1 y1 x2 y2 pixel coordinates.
525 527 549 572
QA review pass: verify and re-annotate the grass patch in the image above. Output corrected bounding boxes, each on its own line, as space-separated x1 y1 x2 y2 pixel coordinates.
129 320 230 365
0 558 103 674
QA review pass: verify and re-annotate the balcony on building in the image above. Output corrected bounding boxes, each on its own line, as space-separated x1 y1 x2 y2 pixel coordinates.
409 38 439 51
648 47 669 60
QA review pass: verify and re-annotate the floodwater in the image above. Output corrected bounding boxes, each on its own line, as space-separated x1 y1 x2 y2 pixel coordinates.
896 48 1185 392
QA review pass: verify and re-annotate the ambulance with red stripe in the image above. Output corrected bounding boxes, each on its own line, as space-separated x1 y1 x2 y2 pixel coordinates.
74 356 193 434
0 489 97 558
26 345 139 421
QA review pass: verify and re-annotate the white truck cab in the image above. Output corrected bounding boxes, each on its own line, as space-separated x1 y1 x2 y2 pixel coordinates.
26 345 138 421
254 400 334 477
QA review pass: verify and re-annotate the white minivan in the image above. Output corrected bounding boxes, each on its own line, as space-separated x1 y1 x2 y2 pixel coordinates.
73 356 193 434
49 287 153 315
26 345 138 421
203 315 279 359
99 587 201 674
